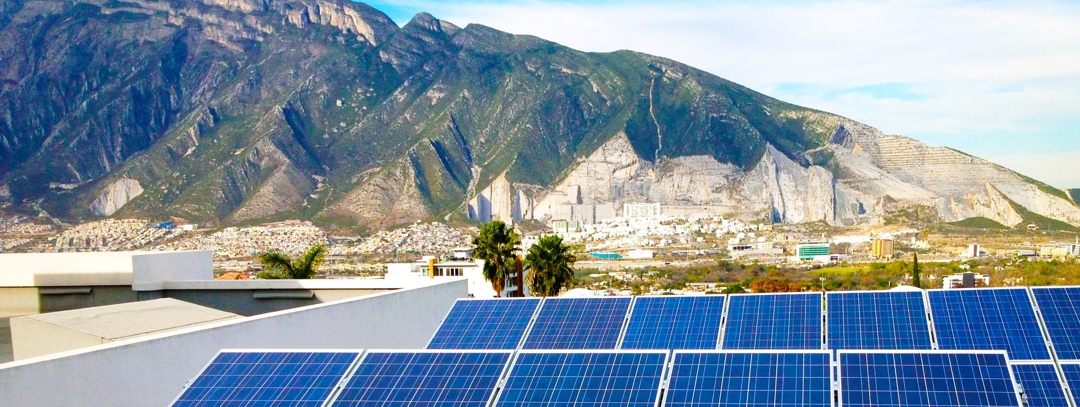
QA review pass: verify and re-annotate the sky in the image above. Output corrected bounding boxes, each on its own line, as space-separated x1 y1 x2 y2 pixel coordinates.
361 0 1080 189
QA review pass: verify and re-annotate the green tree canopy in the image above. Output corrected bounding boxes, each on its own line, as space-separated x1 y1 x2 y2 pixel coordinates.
524 234 577 297
473 221 521 296
257 244 327 279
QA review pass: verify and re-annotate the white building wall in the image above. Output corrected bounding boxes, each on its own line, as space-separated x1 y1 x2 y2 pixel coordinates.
0 279 466 407
0 251 211 288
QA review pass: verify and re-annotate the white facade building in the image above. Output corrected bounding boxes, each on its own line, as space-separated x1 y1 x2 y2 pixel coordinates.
624 203 661 218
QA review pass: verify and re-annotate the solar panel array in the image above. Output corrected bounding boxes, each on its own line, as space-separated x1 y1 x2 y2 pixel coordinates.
826 291 932 350
1031 287 1080 360
1010 363 1071 407
666 351 832 407
172 351 360 407
928 288 1051 360
427 298 540 349
494 351 667 407
329 351 510 407
522 297 632 349
723 293 823 349
621 296 725 350
175 286 1080 407
839 351 1020 407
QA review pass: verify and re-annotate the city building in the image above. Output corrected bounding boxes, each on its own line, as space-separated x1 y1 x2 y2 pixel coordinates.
960 243 984 258
942 272 990 289
385 250 527 298
872 238 895 259
624 203 661 218
795 242 830 261
626 249 654 259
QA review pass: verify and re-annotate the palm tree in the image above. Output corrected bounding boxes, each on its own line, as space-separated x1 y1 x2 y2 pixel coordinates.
524 234 577 297
257 244 327 279
473 221 521 296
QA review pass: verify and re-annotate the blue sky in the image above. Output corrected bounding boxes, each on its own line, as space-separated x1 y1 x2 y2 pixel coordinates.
360 0 1080 189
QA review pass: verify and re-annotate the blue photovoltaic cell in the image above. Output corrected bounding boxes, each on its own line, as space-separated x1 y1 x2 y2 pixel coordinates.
1060 364 1080 406
428 299 540 349
172 351 359 407
621 296 725 349
666 351 831 407
495 352 666 407
1011 364 1070 407
928 288 1050 360
723 293 823 349
839 352 1020 407
331 351 510 407
1031 287 1080 359
827 291 932 350
522 297 631 349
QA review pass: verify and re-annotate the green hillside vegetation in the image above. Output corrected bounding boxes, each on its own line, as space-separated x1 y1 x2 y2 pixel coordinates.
950 217 1008 230
1069 189 1080 204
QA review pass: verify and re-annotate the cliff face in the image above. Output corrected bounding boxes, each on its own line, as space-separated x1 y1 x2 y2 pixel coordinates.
0 1 1076 230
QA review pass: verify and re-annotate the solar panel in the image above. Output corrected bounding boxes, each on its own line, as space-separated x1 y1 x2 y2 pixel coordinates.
838 350 1021 407
171 350 360 407
928 287 1051 360
329 350 511 407
522 297 632 349
722 293 823 349
1030 287 1080 360
494 351 667 407
427 298 541 349
1059 363 1080 406
1011 363 1071 407
826 291 932 350
665 350 832 407
621 295 725 350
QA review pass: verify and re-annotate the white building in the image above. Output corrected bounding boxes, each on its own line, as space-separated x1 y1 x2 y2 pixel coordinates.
960 243 985 258
385 251 527 298
942 272 990 289
624 203 661 218
626 249 654 259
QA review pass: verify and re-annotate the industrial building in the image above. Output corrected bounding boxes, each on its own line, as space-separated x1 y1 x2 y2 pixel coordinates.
794 242 830 261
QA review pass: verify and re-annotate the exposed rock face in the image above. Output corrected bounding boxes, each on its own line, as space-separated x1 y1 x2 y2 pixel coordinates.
330 156 431 229
91 178 144 216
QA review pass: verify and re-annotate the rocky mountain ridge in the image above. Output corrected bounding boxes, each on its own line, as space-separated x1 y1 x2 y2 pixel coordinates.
0 0 1077 231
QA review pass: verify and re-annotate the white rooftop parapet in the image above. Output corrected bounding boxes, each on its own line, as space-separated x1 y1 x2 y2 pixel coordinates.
0 251 213 289
131 251 213 291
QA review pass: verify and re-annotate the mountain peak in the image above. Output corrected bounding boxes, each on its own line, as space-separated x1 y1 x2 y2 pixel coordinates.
408 12 460 36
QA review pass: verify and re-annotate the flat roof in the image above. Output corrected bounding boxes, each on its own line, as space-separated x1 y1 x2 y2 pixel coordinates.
18 298 239 341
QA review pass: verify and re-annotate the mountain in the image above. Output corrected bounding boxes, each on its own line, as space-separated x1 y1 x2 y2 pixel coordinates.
1 0 1078 231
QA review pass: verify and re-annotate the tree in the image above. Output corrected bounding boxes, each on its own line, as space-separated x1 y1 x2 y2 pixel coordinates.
473 221 521 296
524 235 577 296
257 244 327 279
912 252 922 288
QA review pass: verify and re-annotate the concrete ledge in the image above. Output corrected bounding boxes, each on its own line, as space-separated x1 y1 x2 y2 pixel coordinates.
133 277 436 291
